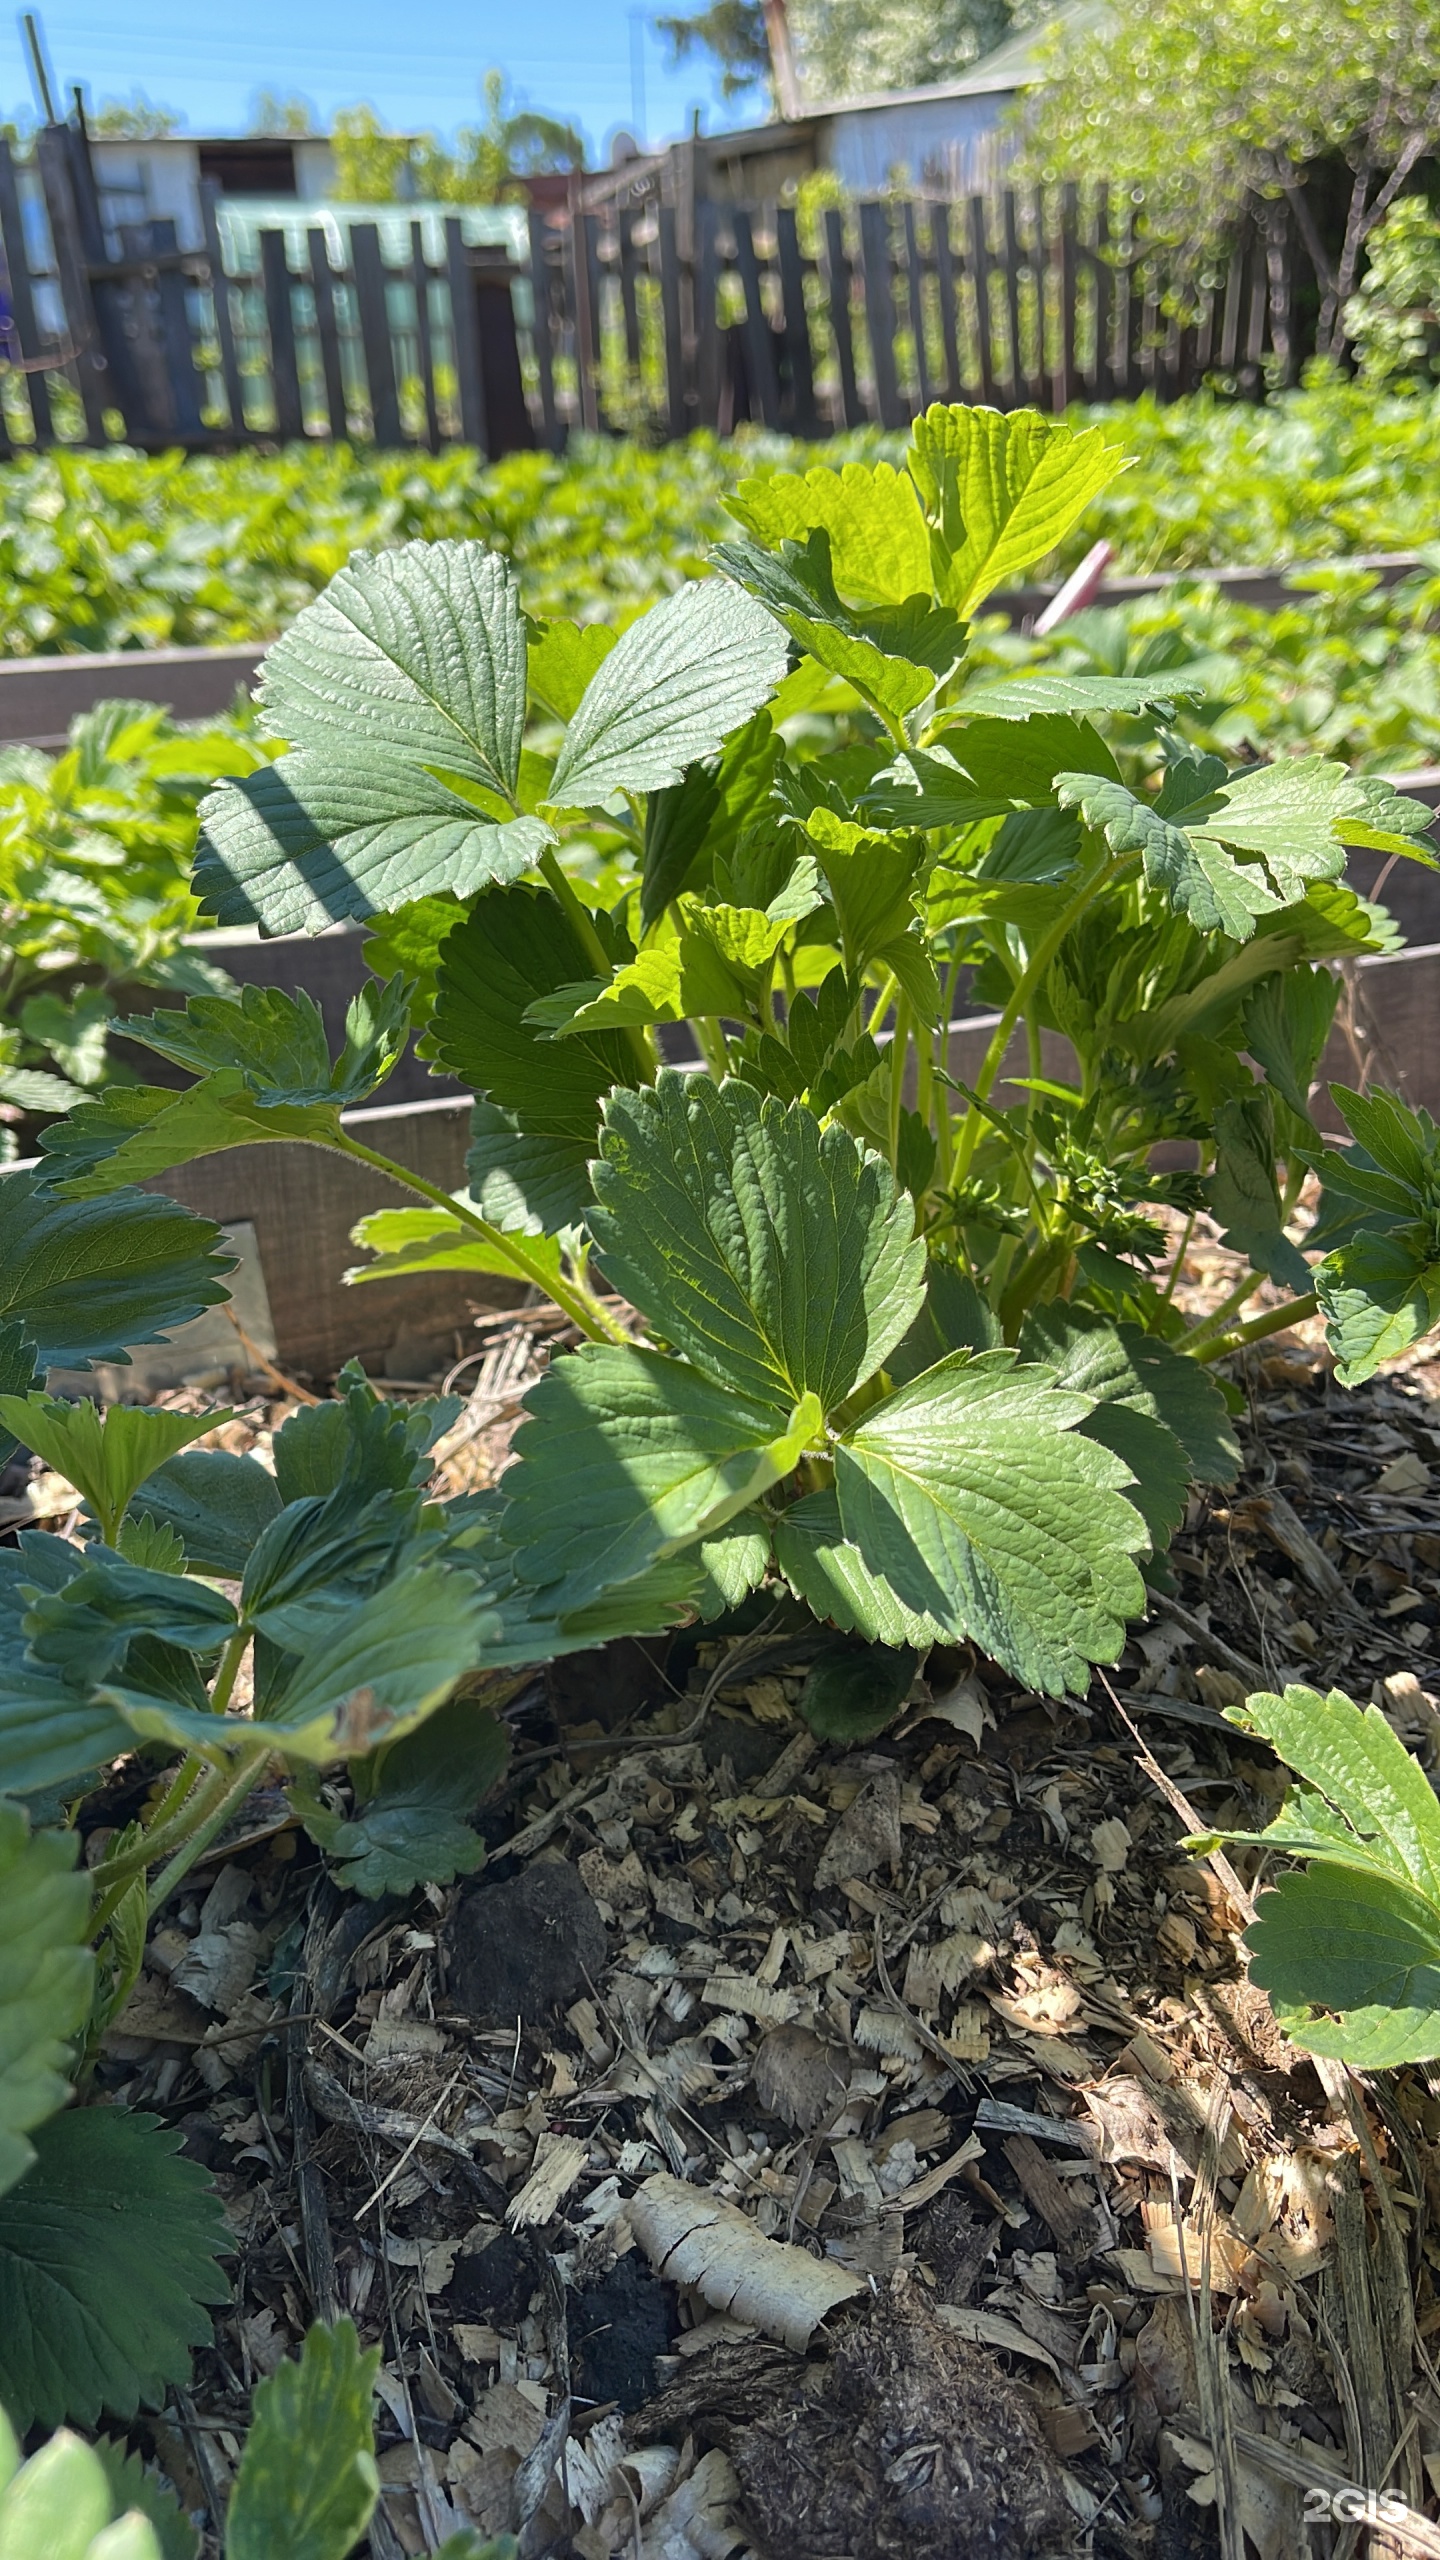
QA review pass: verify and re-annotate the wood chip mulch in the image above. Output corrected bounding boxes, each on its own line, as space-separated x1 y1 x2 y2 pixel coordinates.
19 1320 1440 2558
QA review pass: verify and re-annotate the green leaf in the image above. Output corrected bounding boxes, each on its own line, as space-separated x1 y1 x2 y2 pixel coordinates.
226 2318 380 2560
91 2440 195 2560
346 1203 564 1292
118 978 410 1111
714 531 963 714
0 1174 231 1374
589 1076 926 1413
1017 1307 1194 1554
272 1368 452 1504
1328 1082 1438 1193
36 1073 348 1200
260 540 527 796
126 1451 284 1579
464 1100 595 1238
0 2109 228 2430
773 1487 946 1646
726 460 933 605
798 1639 919 1742
0 1398 221 1547
1241 967 1340 1120
299 1698 510 1898
1209 1091 1312 1294
195 758 551 938
548 581 787 807
0 1328 41 1475
1054 769 1283 940
0 2425 165 2560
501 1342 818 1611
834 1350 1148 1695
1200 1684 1440 2064
116 1564 495 1763
428 887 635 1191
888 1261 1000 1386
908 405 1129 615
0 1807 93 2202
0 1629 135 1800
26 1558 236 1689
640 760 722 930
527 616 616 722
1315 1228 1440 1384
962 672 1207 720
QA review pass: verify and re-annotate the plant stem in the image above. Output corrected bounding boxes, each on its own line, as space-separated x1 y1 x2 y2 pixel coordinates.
335 1133 627 1343
1191 1293 1319 1364
537 846 653 1084
951 852 1132 1180
146 1748 271 1918
887 995 911 1171
1181 1267 1267 1351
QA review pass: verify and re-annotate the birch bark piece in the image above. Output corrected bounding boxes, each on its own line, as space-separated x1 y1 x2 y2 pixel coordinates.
629 2171 865 2351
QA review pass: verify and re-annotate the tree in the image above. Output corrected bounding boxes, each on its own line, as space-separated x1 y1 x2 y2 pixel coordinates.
87 94 181 137
657 0 1030 109
331 74 584 205
248 90 317 136
655 1 773 104
1019 0 1440 354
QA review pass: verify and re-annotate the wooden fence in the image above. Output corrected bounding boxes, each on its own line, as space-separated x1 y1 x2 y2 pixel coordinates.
0 114 1318 456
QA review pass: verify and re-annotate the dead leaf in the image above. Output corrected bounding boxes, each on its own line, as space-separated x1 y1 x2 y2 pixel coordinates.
1375 1450 1431 1497
920 1674 993 1745
751 2024 846 2131
629 2172 864 2351
933 2302 1065 2381
1089 1817 1131 1874
815 1768 902 1888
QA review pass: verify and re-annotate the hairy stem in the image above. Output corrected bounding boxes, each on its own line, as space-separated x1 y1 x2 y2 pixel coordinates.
146 1748 272 1917
1191 1293 1319 1364
538 846 653 1083
336 1133 627 1343
951 851 1130 1180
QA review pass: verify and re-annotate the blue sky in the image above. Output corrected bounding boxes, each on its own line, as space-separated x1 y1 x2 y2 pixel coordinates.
2 2 755 160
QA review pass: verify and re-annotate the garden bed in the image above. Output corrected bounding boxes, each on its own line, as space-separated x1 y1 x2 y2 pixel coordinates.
37 1320 1440 2558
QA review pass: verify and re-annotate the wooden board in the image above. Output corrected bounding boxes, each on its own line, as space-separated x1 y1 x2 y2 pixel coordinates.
139 1094 518 1381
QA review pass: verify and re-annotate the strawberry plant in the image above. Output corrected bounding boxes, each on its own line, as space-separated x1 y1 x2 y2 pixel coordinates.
1193 1684 1440 2068
3 398 1440 2426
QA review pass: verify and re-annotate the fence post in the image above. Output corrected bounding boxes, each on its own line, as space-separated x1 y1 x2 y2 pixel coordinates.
523 209 559 450
656 203 687 441
410 220 441 451
449 216 490 450
929 201 962 406
731 205 780 430
774 203 817 437
34 125 107 440
694 198 722 431
965 195 997 407
200 181 249 438
0 139 51 443
567 178 600 432
471 251 536 456
260 227 304 440
859 200 904 427
1000 190 1026 406
350 221 402 446
1053 180 1078 411
900 199 933 410
308 226 349 438
823 206 860 430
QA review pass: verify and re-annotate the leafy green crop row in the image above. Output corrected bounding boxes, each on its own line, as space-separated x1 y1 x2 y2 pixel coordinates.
2 372 1440 659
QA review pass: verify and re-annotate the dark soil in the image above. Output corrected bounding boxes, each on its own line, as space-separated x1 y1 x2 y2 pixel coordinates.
733 2290 1075 2560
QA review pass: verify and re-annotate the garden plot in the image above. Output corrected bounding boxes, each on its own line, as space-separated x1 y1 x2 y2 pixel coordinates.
28 1328 1440 2559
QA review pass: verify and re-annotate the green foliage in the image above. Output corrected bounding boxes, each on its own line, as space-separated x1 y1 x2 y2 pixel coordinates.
0 2413 164 2560
0 2109 228 2430
1346 195 1440 384
90 2441 195 2560
225 2320 380 2560
9 406 1440 2442
0 1399 221 1547
0 1807 93 2199
1017 0 1440 319
296 1698 510 1898
1195 1684 1440 2066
